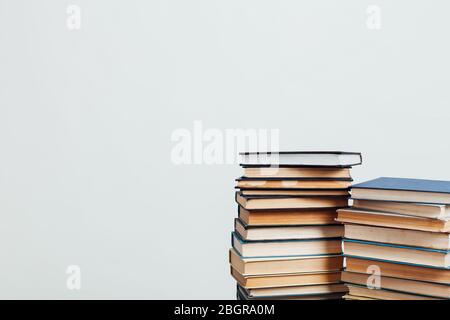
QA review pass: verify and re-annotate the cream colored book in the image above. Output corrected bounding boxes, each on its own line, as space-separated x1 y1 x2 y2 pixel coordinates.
233 233 342 258
343 239 450 268
229 249 343 276
337 208 450 232
346 285 439 300
353 199 450 219
231 267 341 289
344 224 450 250
235 218 343 241
346 257 450 285
343 271 450 299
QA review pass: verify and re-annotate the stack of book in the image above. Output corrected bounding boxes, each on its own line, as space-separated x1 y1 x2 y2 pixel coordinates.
229 151 362 300
338 177 450 300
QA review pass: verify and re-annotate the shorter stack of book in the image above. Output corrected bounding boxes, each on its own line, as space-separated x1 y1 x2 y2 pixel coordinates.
229 151 362 300
338 177 450 300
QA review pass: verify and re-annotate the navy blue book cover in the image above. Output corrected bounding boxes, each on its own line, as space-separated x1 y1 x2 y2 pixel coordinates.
352 177 450 194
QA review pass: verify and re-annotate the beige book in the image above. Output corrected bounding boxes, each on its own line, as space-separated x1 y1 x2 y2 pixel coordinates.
243 283 347 298
344 224 450 250
231 267 341 289
343 240 450 268
237 179 351 190
243 167 351 179
233 233 342 258
229 249 343 276
236 219 343 241
346 285 439 300
342 271 450 299
236 192 348 210
241 189 350 196
353 199 450 219
239 207 339 226
337 208 450 232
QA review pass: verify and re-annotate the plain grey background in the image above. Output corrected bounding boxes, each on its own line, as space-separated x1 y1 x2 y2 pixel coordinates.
1 0 450 299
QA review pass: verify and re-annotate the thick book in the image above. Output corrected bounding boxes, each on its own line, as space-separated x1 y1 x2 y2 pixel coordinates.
236 192 349 210
342 271 450 299
239 206 340 226
343 239 450 268
346 257 450 285
240 151 362 167
352 199 450 219
231 267 341 289
237 283 347 299
352 177 450 204
235 218 344 241
346 284 439 300
229 249 343 276
243 167 352 179
337 208 450 232
232 232 342 258
236 177 352 190
344 224 450 250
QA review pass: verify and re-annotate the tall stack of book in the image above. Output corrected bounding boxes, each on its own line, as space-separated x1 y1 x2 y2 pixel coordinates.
229 151 362 300
338 177 450 300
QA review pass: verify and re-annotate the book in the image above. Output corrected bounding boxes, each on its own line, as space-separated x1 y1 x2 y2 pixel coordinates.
229 249 343 275
346 285 439 300
343 294 377 300
342 271 450 299
343 239 450 268
344 224 450 250
337 208 450 232
236 193 349 210
239 206 340 226
241 189 350 196
242 167 352 179
235 218 344 241
232 232 342 258
236 177 352 190
240 151 362 167
352 177 450 204
237 285 345 300
346 257 450 285
238 283 348 298
231 268 342 289
352 199 450 219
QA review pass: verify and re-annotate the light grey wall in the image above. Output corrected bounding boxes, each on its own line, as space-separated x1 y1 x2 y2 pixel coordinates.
0 0 449 299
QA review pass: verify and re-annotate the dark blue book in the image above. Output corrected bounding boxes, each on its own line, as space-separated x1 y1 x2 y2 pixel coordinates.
352 177 450 204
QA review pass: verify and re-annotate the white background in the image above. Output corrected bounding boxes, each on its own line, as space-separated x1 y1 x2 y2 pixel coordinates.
1 0 450 299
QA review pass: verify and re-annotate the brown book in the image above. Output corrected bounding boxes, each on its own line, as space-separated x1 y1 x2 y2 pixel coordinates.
239 206 340 226
236 178 352 190
236 192 349 210
346 257 450 285
337 208 450 232
243 167 351 179
231 267 341 289
342 271 450 299
346 285 439 300
229 249 343 276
